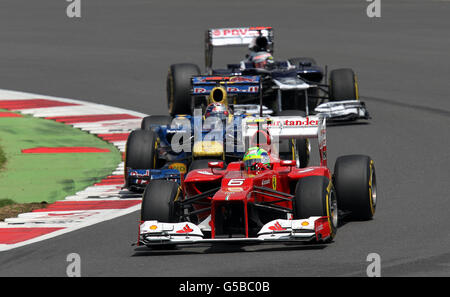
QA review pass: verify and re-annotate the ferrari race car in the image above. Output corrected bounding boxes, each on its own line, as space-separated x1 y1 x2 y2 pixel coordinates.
125 87 310 192
166 26 370 121
135 115 377 248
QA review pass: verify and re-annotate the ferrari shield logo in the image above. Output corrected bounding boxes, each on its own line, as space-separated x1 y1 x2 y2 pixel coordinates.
272 176 277 190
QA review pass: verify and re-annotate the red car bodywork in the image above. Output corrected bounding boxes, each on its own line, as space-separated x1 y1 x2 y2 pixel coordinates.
183 158 331 239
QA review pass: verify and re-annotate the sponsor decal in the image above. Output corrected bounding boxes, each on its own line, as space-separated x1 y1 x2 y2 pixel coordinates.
269 221 286 231
176 224 193 234
193 85 258 94
212 28 254 37
226 86 239 92
247 86 259 93
193 87 207 93
229 76 259 83
261 179 270 186
226 86 259 93
129 170 150 177
211 27 271 37
247 117 319 128
194 76 259 83
272 176 277 190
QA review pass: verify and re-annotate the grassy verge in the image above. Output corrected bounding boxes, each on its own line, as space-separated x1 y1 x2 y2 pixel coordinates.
0 146 49 221
0 109 121 210
0 143 5 169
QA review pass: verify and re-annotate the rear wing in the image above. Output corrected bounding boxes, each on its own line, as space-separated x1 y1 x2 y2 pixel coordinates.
191 75 261 96
205 27 274 74
242 116 328 166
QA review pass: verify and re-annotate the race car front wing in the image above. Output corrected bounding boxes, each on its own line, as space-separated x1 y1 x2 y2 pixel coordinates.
314 100 370 121
136 216 332 247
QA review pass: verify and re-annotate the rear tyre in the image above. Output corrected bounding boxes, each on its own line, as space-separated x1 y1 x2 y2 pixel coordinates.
141 115 172 130
294 176 338 241
167 63 201 116
141 180 180 222
334 155 376 220
329 68 359 101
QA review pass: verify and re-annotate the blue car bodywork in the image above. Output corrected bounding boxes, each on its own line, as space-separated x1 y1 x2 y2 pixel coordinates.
126 113 249 191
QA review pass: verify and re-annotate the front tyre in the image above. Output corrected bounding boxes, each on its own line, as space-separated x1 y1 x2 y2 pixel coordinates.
329 68 359 101
141 180 180 222
294 176 337 241
125 129 158 171
334 155 376 220
125 129 158 192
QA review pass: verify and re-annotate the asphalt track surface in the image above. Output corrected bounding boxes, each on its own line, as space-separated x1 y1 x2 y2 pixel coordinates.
0 0 449 277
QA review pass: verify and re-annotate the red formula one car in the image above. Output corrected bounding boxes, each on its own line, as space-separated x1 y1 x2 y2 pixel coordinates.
136 115 376 248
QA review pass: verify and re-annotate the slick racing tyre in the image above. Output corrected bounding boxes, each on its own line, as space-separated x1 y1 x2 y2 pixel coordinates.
125 129 158 170
188 159 225 172
333 155 376 220
125 129 159 192
294 176 338 242
277 110 310 168
141 115 173 130
141 179 180 222
329 68 359 101
167 63 201 116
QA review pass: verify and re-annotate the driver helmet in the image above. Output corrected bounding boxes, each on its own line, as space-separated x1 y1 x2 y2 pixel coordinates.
243 147 270 171
204 103 230 121
250 52 273 69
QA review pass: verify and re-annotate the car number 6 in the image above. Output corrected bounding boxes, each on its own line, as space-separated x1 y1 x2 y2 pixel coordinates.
228 179 245 186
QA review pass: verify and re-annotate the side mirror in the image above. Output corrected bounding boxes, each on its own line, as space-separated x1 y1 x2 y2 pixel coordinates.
208 161 224 169
280 160 296 167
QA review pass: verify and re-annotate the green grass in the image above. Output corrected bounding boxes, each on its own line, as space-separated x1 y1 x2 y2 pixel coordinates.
0 198 14 208
0 110 121 203
0 145 16 209
0 144 5 170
